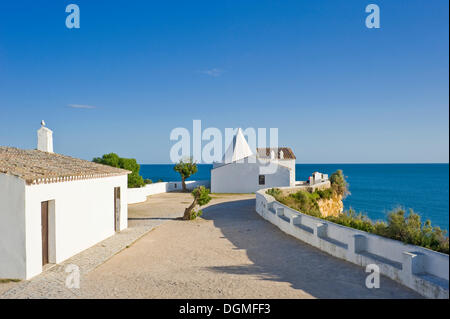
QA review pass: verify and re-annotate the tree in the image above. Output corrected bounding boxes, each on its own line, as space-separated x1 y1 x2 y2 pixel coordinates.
330 169 349 198
183 186 212 220
173 158 198 191
93 153 145 188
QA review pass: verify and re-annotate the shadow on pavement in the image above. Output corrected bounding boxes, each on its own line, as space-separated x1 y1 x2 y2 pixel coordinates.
200 198 421 299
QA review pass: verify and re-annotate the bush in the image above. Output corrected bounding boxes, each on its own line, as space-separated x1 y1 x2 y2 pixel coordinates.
373 208 449 253
144 179 152 184
325 208 448 254
316 188 333 200
266 188 282 198
93 153 145 188
326 209 376 233
277 191 322 218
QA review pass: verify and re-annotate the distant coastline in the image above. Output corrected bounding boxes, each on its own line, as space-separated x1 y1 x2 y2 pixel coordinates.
140 163 449 231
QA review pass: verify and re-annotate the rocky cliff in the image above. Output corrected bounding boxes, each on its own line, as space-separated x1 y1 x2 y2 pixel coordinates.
317 194 343 217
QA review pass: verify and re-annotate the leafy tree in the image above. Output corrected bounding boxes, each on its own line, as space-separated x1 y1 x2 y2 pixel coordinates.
330 169 349 198
93 153 145 188
174 158 198 191
183 186 212 220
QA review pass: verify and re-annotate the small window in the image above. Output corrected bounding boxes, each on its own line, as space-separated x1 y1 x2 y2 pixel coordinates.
259 175 265 185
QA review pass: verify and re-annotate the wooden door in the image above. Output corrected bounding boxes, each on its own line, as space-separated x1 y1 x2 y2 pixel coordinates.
41 201 49 265
114 187 121 232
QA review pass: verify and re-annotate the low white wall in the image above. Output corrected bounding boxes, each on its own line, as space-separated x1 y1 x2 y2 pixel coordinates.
24 175 128 279
127 180 211 204
256 189 449 299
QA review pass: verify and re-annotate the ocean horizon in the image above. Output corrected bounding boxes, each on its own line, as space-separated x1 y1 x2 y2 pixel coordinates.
140 163 449 231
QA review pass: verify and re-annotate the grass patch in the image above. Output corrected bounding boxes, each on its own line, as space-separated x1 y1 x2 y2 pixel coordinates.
0 279 21 284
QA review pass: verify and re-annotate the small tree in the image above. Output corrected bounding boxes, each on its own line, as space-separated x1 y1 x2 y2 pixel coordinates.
330 169 349 198
183 186 212 220
93 153 145 188
174 158 198 191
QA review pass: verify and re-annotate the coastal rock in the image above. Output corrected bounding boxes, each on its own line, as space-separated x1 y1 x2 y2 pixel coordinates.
317 194 343 217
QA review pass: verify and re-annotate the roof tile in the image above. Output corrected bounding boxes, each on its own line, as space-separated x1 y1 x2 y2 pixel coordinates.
0 146 130 185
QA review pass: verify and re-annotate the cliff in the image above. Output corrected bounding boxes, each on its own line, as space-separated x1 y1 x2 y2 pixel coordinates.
317 194 343 217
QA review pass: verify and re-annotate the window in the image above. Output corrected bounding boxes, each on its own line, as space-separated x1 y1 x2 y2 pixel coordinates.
259 175 265 185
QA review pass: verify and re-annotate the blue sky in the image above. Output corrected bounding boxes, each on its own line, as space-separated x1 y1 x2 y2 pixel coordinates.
0 0 448 163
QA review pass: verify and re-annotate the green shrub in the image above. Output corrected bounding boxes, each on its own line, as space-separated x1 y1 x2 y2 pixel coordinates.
266 188 282 198
190 209 203 220
283 191 321 218
326 209 375 233
144 179 152 184
373 208 449 253
93 153 145 188
316 188 333 200
325 208 448 254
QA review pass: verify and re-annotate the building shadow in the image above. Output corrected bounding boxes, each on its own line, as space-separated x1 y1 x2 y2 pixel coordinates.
200 199 421 299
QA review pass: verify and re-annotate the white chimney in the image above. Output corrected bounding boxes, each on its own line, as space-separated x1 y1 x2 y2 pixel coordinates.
37 120 53 153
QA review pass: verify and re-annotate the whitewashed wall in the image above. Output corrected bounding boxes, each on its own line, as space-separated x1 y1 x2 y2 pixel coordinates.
127 180 211 204
127 182 169 204
256 189 449 299
211 161 290 193
277 159 296 186
23 175 128 279
0 174 27 279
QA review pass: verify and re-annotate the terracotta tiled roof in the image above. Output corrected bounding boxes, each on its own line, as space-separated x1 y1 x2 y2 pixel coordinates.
256 147 296 160
0 146 130 185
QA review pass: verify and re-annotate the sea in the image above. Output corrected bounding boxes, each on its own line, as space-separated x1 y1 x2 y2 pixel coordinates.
140 163 449 231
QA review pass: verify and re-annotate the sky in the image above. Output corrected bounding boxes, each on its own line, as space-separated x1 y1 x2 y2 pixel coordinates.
0 0 448 163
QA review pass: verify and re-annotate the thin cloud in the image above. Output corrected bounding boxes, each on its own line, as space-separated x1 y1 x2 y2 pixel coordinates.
199 68 225 77
68 104 97 109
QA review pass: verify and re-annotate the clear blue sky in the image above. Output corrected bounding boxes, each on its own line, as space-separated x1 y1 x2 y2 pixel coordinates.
0 0 448 163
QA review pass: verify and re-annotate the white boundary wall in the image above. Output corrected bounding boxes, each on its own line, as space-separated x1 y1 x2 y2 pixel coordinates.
256 189 449 299
127 180 210 204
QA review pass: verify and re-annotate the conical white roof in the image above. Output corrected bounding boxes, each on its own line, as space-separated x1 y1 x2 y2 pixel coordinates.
223 128 253 163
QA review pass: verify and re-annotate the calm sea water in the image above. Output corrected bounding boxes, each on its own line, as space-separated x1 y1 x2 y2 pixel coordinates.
140 164 449 231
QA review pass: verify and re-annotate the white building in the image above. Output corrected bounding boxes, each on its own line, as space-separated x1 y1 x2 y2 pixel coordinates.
309 172 328 185
0 123 129 279
210 128 296 193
